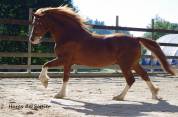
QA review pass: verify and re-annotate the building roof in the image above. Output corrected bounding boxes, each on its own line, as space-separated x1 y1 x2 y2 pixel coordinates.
146 34 178 57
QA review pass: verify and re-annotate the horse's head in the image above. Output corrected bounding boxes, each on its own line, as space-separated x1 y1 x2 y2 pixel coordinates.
29 6 89 44
29 13 49 44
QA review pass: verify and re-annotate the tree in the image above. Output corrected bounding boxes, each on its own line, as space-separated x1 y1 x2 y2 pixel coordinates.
86 18 130 35
86 18 113 34
144 16 178 40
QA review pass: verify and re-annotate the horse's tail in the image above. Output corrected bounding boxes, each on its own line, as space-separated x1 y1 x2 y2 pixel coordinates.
137 37 176 75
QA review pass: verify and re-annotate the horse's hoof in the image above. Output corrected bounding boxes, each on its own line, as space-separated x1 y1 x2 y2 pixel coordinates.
112 96 124 101
154 87 159 95
42 79 48 88
54 93 66 99
39 76 49 88
152 96 162 100
152 87 161 100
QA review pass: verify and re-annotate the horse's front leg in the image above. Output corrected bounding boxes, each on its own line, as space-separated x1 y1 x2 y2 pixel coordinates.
39 58 62 88
54 65 71 99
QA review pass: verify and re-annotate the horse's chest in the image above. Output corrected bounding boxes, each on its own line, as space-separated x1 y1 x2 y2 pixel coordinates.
54 43 78 56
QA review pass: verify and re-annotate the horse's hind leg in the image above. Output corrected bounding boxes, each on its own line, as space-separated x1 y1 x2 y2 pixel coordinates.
39 58 62 88
133 63 160 100
113 66 135 101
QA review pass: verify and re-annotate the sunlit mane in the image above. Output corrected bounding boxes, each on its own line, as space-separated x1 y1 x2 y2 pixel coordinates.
35 6 88 29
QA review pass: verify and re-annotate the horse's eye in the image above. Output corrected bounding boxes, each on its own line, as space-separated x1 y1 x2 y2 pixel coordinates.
35 22 40 25
38 22 42 25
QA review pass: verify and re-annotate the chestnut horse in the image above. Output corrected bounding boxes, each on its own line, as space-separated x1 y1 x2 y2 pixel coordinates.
29 6 175 100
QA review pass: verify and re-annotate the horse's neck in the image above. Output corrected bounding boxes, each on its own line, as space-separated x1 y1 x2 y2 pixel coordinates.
50 25 92 44
47 15 93 43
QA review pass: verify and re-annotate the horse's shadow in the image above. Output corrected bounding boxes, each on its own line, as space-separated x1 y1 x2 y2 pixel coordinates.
51 98 178 117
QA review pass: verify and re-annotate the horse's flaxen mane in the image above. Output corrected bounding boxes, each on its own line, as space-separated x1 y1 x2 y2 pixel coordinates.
34 6 127 38
35 6 88 29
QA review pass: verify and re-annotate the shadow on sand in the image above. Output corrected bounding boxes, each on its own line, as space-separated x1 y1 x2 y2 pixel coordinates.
51 98 178 117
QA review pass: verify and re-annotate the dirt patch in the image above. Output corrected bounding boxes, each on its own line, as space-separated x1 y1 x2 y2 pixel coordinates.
0 77 178 117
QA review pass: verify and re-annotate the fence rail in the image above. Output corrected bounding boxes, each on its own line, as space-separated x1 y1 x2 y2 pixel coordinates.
0 18 178 77
1 35 178 47
92 25 178 34
0 18 30 25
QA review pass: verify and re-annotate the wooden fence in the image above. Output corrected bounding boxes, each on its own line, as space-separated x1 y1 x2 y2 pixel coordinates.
0 16 178 77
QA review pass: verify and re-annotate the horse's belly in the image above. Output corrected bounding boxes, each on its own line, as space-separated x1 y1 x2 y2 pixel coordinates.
74 53 117 67
76 60 116 67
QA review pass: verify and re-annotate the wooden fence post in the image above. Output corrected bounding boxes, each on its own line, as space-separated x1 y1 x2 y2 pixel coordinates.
151 19 155 40
115 16 119 73
27 8 33 73
150 19 155 72
115 16 119 33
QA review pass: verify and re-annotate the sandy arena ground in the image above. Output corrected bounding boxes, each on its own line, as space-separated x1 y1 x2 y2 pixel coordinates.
0 76 178 117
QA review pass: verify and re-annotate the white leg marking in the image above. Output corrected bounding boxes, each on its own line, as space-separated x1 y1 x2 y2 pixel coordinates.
113 84 130 101
39 67 49 88
146 81 160 100
54 82 68 99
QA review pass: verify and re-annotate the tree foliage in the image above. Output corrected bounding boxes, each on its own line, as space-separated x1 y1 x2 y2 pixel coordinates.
87 18 130 35
87 18 114 34
144 16 178 40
